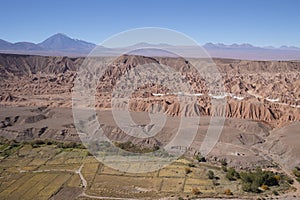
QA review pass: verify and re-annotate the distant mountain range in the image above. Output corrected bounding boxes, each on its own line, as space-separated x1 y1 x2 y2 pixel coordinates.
0 33 300 60
0 33 97 56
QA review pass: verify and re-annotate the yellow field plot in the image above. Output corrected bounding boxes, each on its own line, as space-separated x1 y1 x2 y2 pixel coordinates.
81 163 99 184
185 178 212 186
22 173 59 200
215 182 239 193
46 157 66 165
18 145 33 156
0 174 34 198
66 174 82 187
3 167 19 174
82 163 99 175
158 165 186 177
38 163 81 171
175 158 190 165
160 178 184 192
123 170 159 177
15 157 34 167
18 165 39 171
29 157 49 166
90 174 162 194
6 173 47 199
0 157 32 167
0 173 23 193
83 156 98 164
120 161 164 176
100 165 124 175
66 149 88 157
188 167 207 178
53 150 70 157
34 146 61 157
0 159 15 168
184 184 215 193
64 157 84 164
35 173 71 199
0 179 15 193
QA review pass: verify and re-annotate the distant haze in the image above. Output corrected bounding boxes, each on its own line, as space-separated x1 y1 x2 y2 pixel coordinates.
0 33 300 60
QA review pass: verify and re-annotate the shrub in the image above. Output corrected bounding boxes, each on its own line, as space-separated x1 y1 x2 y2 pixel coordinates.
224 188 233 195
185 167 192 174
31 144 40 148
226 167 239 181
207 170 214 179
274 175 281 181
195 153 206 162
287 178 294 184
212 179 219 186
192 187 201 195
220 159 227 166
188 163 195 168
222 165 227 172
292 168 300 177
30 140 45 148
261 184 269 190
272 190 279 196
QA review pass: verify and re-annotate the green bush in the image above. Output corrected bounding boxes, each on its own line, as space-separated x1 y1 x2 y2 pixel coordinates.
220 159 227 166
292 168 300 177
188 163 195 168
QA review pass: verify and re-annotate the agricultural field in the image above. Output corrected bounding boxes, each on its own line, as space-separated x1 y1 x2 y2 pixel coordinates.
0 142 294 199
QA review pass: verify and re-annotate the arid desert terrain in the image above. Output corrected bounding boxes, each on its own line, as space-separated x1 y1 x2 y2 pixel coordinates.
0 53 300 199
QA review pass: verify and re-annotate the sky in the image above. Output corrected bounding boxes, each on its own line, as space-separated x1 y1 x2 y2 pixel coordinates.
1 0 300 47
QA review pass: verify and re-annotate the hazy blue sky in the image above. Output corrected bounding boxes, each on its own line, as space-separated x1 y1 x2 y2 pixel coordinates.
1 0 300 47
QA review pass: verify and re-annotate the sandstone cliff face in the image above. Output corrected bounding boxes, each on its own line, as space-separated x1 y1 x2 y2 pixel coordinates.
0 53 299 127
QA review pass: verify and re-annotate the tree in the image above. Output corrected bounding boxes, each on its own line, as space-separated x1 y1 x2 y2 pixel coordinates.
240 169 279 193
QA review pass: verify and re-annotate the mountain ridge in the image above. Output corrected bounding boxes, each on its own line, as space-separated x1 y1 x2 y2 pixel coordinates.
1 33 300 60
